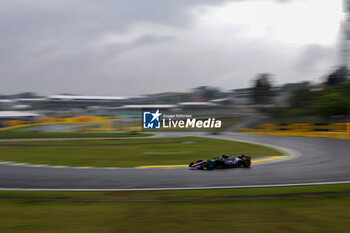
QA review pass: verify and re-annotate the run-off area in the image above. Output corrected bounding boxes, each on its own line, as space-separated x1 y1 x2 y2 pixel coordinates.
0 137 283 168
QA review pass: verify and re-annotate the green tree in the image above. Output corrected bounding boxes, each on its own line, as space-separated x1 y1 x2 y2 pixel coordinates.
326 66 348 86
252 73 274 105
279 81 311 94
316 92 349 117
288 87 316 109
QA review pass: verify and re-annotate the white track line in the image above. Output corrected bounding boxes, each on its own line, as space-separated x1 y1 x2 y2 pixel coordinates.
0 136 156 142
0 133 305 191
1 181 350 191
206 134 302 164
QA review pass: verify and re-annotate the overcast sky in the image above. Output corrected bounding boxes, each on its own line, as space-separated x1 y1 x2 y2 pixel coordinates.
0 0 344 96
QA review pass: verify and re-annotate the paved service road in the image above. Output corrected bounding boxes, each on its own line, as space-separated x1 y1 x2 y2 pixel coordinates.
0 133 349 190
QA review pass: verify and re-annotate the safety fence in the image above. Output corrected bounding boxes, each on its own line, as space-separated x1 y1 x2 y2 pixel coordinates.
238 123 350 139
0 116 141 132
256 123 350 132
2 116 108 126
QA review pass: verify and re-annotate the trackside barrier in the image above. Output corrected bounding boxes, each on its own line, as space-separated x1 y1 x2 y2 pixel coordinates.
331 123 350 132
0 116 119 131
39 116 108 124
4 120 27 126
256 123 350 132
0 123 52 131
238 129 350 139
0 117 142 132
290 123 313 131
84 126 142 132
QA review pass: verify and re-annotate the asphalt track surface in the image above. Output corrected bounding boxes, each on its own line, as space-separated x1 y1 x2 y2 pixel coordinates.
0 132 349 190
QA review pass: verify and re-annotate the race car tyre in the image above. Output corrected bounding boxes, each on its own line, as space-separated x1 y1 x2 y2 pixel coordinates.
189 162 194 167
206 161 215 170
242 160 251 168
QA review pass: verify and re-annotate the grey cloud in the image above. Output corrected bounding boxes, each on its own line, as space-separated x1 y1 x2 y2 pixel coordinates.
294 44 334 73
0 0 327 96
133 35 176 47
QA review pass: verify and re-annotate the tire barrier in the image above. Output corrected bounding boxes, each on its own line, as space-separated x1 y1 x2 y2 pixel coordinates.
257 123 350 132
0 116 141 132
240 122 350 139
238 129 350 139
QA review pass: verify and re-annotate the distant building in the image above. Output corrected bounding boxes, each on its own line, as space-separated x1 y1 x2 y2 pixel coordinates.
40 95 146 110
232 88 253 105
146 92 192 103
177 102 218 109
0 111 42 127
0 100 14 111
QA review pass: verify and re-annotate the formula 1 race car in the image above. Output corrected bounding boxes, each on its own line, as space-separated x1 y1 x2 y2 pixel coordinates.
189 154 251 170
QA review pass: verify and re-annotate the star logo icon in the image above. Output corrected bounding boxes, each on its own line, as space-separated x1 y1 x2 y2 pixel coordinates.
150 109 162 122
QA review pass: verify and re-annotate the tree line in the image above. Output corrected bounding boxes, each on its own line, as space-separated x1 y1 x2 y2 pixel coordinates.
251 66 350 118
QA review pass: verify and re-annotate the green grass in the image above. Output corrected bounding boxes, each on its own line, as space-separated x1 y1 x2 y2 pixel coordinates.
113 115 241 132
1 183 350 199
144 117 241 132
0 127 152 139
0 184 350 233
0 137 282 167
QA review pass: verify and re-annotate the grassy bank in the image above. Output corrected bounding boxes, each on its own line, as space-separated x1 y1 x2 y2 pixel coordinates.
0 137 282 167
0 127 152 139
1 184 350 233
